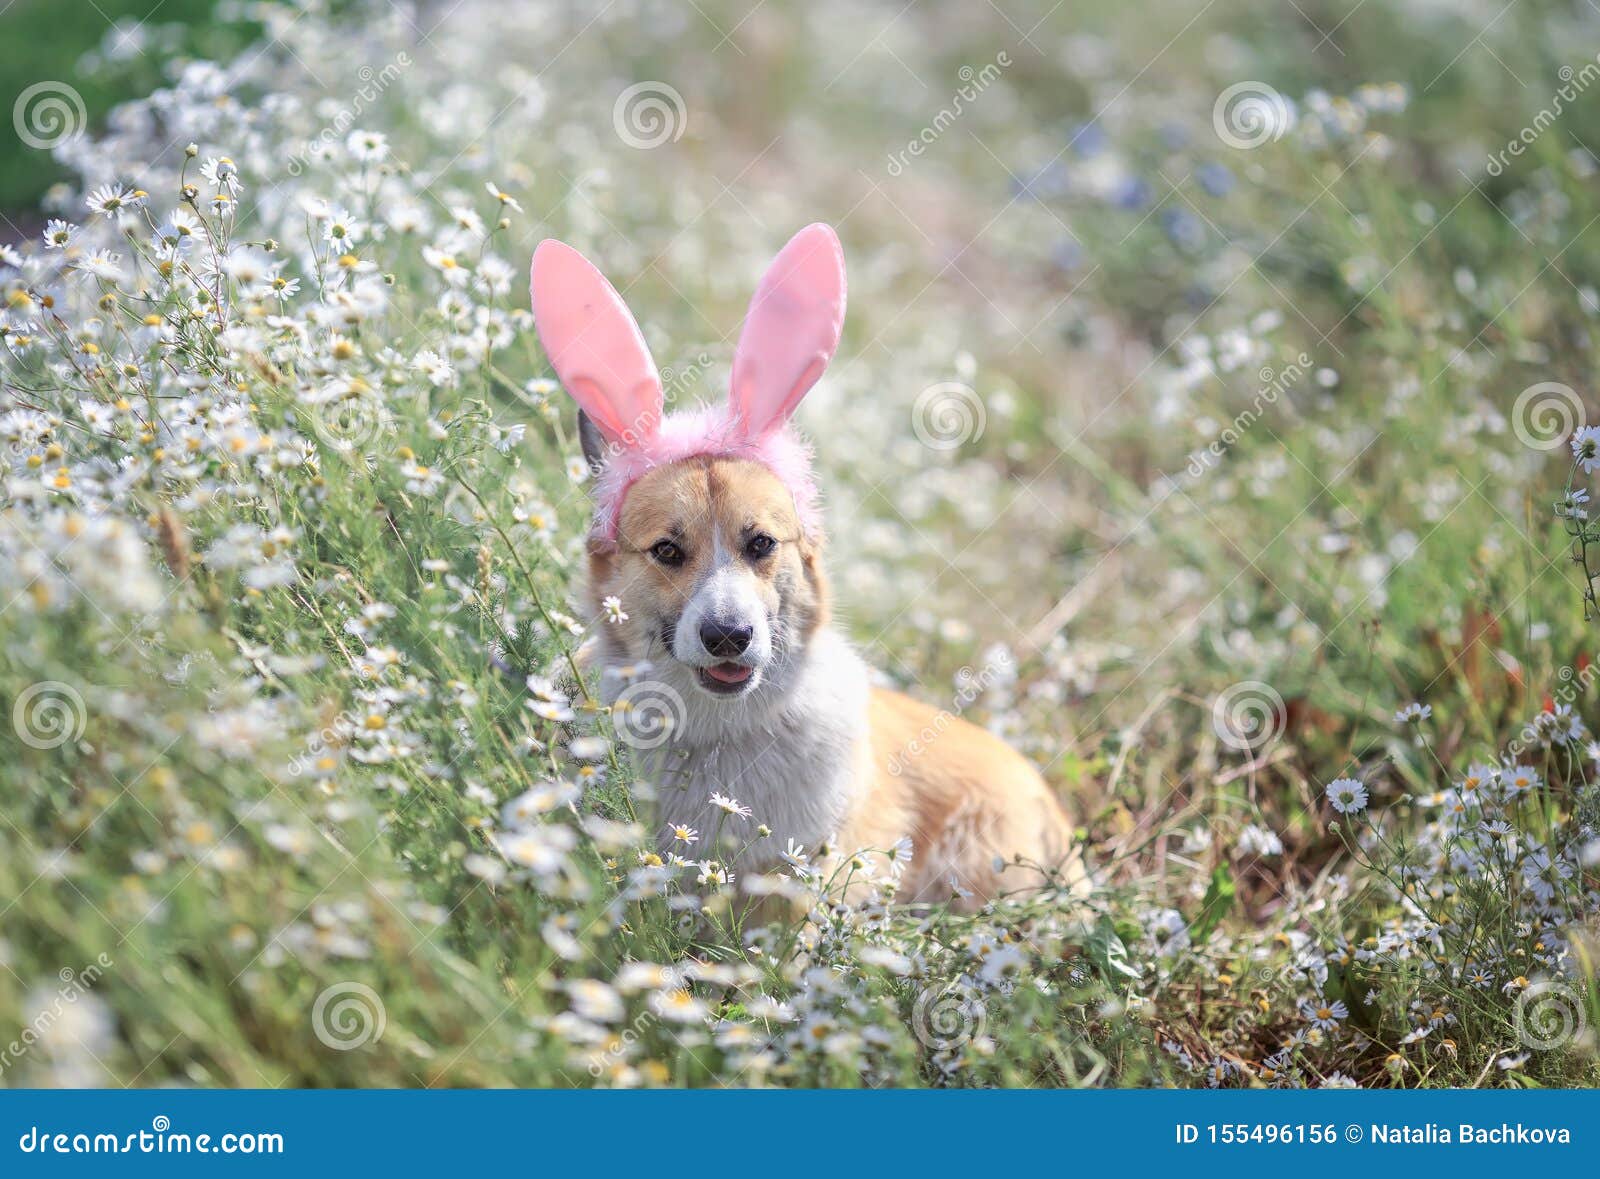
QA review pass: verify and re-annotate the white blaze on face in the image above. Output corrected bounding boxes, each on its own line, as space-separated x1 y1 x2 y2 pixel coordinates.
673 525 773 668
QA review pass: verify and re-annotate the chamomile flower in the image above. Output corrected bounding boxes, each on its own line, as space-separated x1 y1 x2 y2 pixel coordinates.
1237 823 1284 857
74 250 126 282
413 348 455 387
266 271 301 302
568 735 609 761
200 156 243 194
346 129 390 162
484 181 523 212
709 792 753 819
779 839 812 879
1502 764 1540 799
151 210 199 253
321 206 365 251
696 860 734 888
85 183 140 217
495 823 577 875
1572 425 1600 473
602 595 628 624
1325 777 1369 814
1300 998 1349 1030
400 459 444 496
42 220 77 249
1394 701 1430 724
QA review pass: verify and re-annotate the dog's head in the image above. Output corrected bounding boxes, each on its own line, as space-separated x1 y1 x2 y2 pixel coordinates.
593 452 828 702
529 225 846 709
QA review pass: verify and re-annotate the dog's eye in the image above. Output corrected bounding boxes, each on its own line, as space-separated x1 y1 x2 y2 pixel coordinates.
648 539 685 567
745 533 777 560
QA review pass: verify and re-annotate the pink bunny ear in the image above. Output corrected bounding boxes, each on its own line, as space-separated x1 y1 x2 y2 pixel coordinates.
728 223 847 438
530 239 663 446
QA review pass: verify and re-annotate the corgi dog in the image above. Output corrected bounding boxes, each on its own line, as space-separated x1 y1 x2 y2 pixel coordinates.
530 224 1085 909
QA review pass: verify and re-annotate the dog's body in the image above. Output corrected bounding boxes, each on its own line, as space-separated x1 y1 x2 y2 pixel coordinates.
585 453 1083 908
531 225 1084 910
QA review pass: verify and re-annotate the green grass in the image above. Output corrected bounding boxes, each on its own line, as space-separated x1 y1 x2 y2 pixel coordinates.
0 0 239 212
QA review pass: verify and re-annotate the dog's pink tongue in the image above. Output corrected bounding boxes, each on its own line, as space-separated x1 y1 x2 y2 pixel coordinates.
704 663 752 684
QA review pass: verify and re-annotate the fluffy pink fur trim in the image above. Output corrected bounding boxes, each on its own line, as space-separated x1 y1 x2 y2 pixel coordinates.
588 406 820 549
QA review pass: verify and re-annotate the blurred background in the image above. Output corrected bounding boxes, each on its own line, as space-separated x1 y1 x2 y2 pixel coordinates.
0 0 254 213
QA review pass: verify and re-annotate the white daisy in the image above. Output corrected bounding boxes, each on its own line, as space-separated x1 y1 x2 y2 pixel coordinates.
1325 777 1369 814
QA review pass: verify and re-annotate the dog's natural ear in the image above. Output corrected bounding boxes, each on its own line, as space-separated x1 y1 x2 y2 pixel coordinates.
530 239 663 448
729 223 847 438
576 408 609 476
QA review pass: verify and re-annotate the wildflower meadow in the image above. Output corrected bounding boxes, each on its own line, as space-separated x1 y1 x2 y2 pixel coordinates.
1 0 1598 1092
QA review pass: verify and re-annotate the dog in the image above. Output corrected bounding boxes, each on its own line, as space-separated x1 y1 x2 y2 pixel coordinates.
529 224 1084 910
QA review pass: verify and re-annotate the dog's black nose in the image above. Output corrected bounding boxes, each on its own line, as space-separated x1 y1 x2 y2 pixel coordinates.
699 620 753 657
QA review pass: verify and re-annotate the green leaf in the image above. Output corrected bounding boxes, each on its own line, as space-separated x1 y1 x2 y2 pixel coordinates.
1084 918 1141 981
1188 864 1236 945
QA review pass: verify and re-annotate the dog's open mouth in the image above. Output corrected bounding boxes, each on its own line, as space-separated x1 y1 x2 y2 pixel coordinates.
696 662 754 695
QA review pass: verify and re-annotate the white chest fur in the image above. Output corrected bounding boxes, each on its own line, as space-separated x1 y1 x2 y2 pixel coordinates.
607 629 870 872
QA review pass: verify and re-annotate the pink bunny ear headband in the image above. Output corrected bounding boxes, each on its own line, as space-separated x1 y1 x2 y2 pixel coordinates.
529 223 847 551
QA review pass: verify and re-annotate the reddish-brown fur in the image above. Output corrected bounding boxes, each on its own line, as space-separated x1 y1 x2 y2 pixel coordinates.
589 456 1085 908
